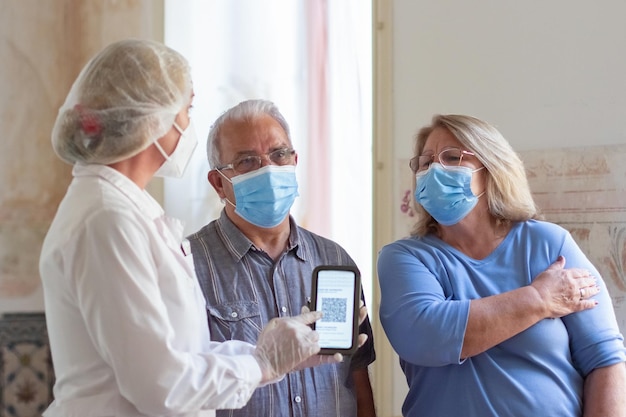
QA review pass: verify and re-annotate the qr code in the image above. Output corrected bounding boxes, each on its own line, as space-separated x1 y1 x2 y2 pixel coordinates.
321 298 347 322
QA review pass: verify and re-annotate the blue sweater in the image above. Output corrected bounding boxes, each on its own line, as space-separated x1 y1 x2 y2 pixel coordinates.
378 220 626 417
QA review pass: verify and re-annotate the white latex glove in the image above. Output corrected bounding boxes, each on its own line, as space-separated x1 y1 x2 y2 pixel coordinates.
291 301 369 370
253 311 322 383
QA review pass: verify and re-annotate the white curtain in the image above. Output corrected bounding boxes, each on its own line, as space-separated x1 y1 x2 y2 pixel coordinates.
163 0 372 306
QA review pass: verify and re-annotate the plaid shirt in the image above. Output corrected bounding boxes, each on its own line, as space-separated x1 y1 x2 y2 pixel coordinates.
187 211 376 417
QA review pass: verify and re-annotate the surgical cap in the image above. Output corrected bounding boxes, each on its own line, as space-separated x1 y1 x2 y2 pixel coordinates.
51 39 192 165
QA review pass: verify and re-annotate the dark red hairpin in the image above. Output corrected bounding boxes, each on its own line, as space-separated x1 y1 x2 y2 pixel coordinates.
74 104 102 136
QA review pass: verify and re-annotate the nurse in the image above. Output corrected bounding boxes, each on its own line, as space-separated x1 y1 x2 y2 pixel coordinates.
40 39 329 417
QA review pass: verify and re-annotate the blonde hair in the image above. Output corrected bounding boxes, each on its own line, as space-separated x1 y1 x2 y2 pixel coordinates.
410 114 541 237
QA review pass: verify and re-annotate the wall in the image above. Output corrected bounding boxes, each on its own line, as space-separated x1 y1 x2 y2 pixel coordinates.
0 0 164 315
391 0 626 154
373 1 626 415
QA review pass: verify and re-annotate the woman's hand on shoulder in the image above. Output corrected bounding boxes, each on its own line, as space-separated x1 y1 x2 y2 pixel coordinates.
530 255 600 319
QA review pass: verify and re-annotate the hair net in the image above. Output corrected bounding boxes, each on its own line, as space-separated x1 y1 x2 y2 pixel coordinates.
51 38 192 165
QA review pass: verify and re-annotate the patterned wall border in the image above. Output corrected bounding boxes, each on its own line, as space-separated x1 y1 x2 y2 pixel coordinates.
0 313 54 417
395 144 626 334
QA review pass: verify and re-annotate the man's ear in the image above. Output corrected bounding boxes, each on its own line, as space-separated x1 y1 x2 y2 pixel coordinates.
207 170 226 199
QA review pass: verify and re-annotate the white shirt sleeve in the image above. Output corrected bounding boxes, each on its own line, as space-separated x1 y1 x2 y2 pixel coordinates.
68 208 262 415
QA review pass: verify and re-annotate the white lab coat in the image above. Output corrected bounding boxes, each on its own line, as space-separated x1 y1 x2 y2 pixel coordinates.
39 164 262 417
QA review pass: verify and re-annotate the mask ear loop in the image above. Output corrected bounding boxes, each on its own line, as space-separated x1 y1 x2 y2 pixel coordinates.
154 140 171 161
216 168 233 184
472 166 486 198
222 197 236 208
173 122 184 135
154 122 186 161
215 168 236 208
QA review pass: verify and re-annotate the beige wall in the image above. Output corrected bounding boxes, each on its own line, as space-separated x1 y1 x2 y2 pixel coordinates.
373 1 626 415
0 0 163 314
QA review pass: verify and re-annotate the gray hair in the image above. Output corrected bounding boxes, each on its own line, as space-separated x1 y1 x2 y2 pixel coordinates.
206 99 292 169
411 114 541 237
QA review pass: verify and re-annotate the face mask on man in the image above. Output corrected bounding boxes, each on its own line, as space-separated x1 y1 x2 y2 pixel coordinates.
154 120 198 178
414 162 484 226
219 165 299 228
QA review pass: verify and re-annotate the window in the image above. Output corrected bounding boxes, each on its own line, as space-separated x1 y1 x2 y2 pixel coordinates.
163 0 373 307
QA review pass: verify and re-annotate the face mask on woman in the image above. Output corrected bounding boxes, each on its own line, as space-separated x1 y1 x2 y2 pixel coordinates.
415 163 484 226
154 120 198 178
220 165 299 228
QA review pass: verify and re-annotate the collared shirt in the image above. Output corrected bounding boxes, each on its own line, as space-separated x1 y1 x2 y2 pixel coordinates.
187 210 376 417
39 164 263 417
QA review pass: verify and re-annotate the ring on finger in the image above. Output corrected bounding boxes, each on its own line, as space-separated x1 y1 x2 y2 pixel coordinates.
579 287 585 299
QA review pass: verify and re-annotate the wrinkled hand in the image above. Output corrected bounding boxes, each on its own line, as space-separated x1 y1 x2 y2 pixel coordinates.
253 311 322 383
291 302 370 371
531 255 600 318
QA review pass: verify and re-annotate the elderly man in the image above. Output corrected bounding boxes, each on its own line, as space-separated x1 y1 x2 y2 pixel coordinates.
187 99 377 417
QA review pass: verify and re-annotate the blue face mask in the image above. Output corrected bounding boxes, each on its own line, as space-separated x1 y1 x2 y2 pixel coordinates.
414 163 484 226
222 165 299 228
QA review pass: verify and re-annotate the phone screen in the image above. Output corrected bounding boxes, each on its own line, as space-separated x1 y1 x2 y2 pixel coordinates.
311 266 360 354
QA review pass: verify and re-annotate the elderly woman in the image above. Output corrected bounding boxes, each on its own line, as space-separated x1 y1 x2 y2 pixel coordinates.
377 114 626 417
40 39 330 417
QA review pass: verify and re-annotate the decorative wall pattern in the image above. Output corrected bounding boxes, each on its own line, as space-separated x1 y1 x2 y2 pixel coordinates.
395 161 416 240
0 0 163 314
396 144 626 334
521 144 626 333
0 2 162 414
0 313 53 417
0 0 74 307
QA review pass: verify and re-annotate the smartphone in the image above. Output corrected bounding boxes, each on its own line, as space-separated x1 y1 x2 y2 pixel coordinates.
310 265 361 355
